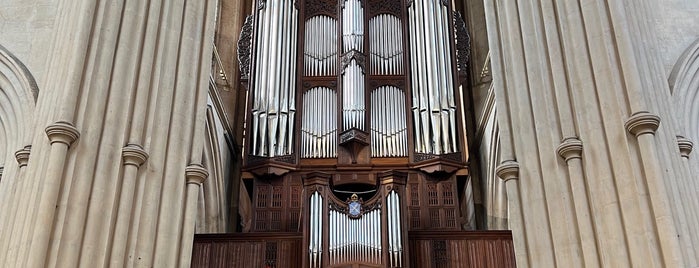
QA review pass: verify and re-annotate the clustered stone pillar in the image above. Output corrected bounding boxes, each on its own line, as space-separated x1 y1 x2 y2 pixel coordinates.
0 0 218 267
484 0 693 266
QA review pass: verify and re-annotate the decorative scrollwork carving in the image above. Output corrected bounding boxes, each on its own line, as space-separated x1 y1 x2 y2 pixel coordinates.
367 0 401 17
258 0 266 9
305 0 337 17
238 15 254 80
454 12 471 78
341 50 367 73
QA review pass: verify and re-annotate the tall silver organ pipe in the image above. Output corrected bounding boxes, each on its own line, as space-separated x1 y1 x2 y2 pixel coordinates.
301 87 338 158
342 0 366 131
328 207 381 265
250 0 298 157
305 16 338 76
408 0 458 154
387 191 402 267
342 0 364 53
369 14 404 75
342 59 365 130
309 192 323 268
371 86 408 157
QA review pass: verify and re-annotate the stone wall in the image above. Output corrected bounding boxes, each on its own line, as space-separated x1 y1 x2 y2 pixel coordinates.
0 0 59 85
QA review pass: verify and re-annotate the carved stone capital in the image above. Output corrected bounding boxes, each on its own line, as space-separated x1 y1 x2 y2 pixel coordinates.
556 138 583 162
45 121 80 146
122 144 149 167
185 164 208 185
496 160 519 182
625 112 660 137
15 145 31 167
677 136 693 158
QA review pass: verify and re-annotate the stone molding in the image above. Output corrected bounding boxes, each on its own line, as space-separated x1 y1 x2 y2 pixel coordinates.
15 145 31 167
122 144 149 167
45 121 80 146
676 136 693 158
556 138 583 162
625 112 661 137
185 164 209 185
495 160 519 182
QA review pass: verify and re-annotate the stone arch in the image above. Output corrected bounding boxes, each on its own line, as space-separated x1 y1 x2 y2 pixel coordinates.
669 37 699 143
0 44 37 178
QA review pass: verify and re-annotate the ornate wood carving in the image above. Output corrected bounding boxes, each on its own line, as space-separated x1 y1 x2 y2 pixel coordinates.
237 15 254 80
366 0 401 17
305 0 337 18
454 12 471 78
341 50 367 73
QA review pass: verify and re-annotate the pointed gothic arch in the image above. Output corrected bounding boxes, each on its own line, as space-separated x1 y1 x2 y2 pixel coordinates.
0 44 38 179
670 38 699 144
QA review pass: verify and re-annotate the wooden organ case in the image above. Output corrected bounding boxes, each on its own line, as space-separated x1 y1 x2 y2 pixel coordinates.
235 0 505 267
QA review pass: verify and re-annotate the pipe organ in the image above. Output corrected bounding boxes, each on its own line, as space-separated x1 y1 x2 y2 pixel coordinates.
408 0 458 155
249 0 298 157
328 198 382 265
371 86 408 157
241 0 473 266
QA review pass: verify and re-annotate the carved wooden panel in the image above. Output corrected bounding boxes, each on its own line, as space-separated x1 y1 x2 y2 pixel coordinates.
407 175 460 230
192 233 303 268
408 231 516 268
253 178 302 232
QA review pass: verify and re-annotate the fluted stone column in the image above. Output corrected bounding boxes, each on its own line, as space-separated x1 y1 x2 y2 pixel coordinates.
496 161 527 268
0 145 31 263
0 0 218 267
27 121 79 268
179 164 208 268
109 144 148 268
484 0 692 266
556 139 599 268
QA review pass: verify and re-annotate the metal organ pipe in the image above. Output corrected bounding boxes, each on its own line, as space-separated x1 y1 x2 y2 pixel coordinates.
305 16 338 77
328 205 382 265
369 14 403 76
301 87 337 158
408 0 458 155
308 192 323 268
250 0 298 157
387 191 402 267
342 0 365 131
371 86 408 157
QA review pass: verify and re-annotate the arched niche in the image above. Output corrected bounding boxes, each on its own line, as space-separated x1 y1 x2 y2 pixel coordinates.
669 38 699 143
0 44 38 181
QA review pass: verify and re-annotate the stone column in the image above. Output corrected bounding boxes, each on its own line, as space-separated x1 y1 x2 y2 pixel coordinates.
484 0 691 266
108 144 148 268
0 145 31 263
0 0 218 267
179 164 209 268
556 139 599 268
27 121 79 268
625 113 683 267
675 136 699 261
495 161 527 268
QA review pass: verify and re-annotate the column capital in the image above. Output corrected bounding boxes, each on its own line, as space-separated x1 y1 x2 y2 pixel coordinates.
556 138 583 162
122 144 149 167
625 112 660 137
15 145 32 167
185 164 208 185
496 160 520 182
676 136 693 158
45 121 80 146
